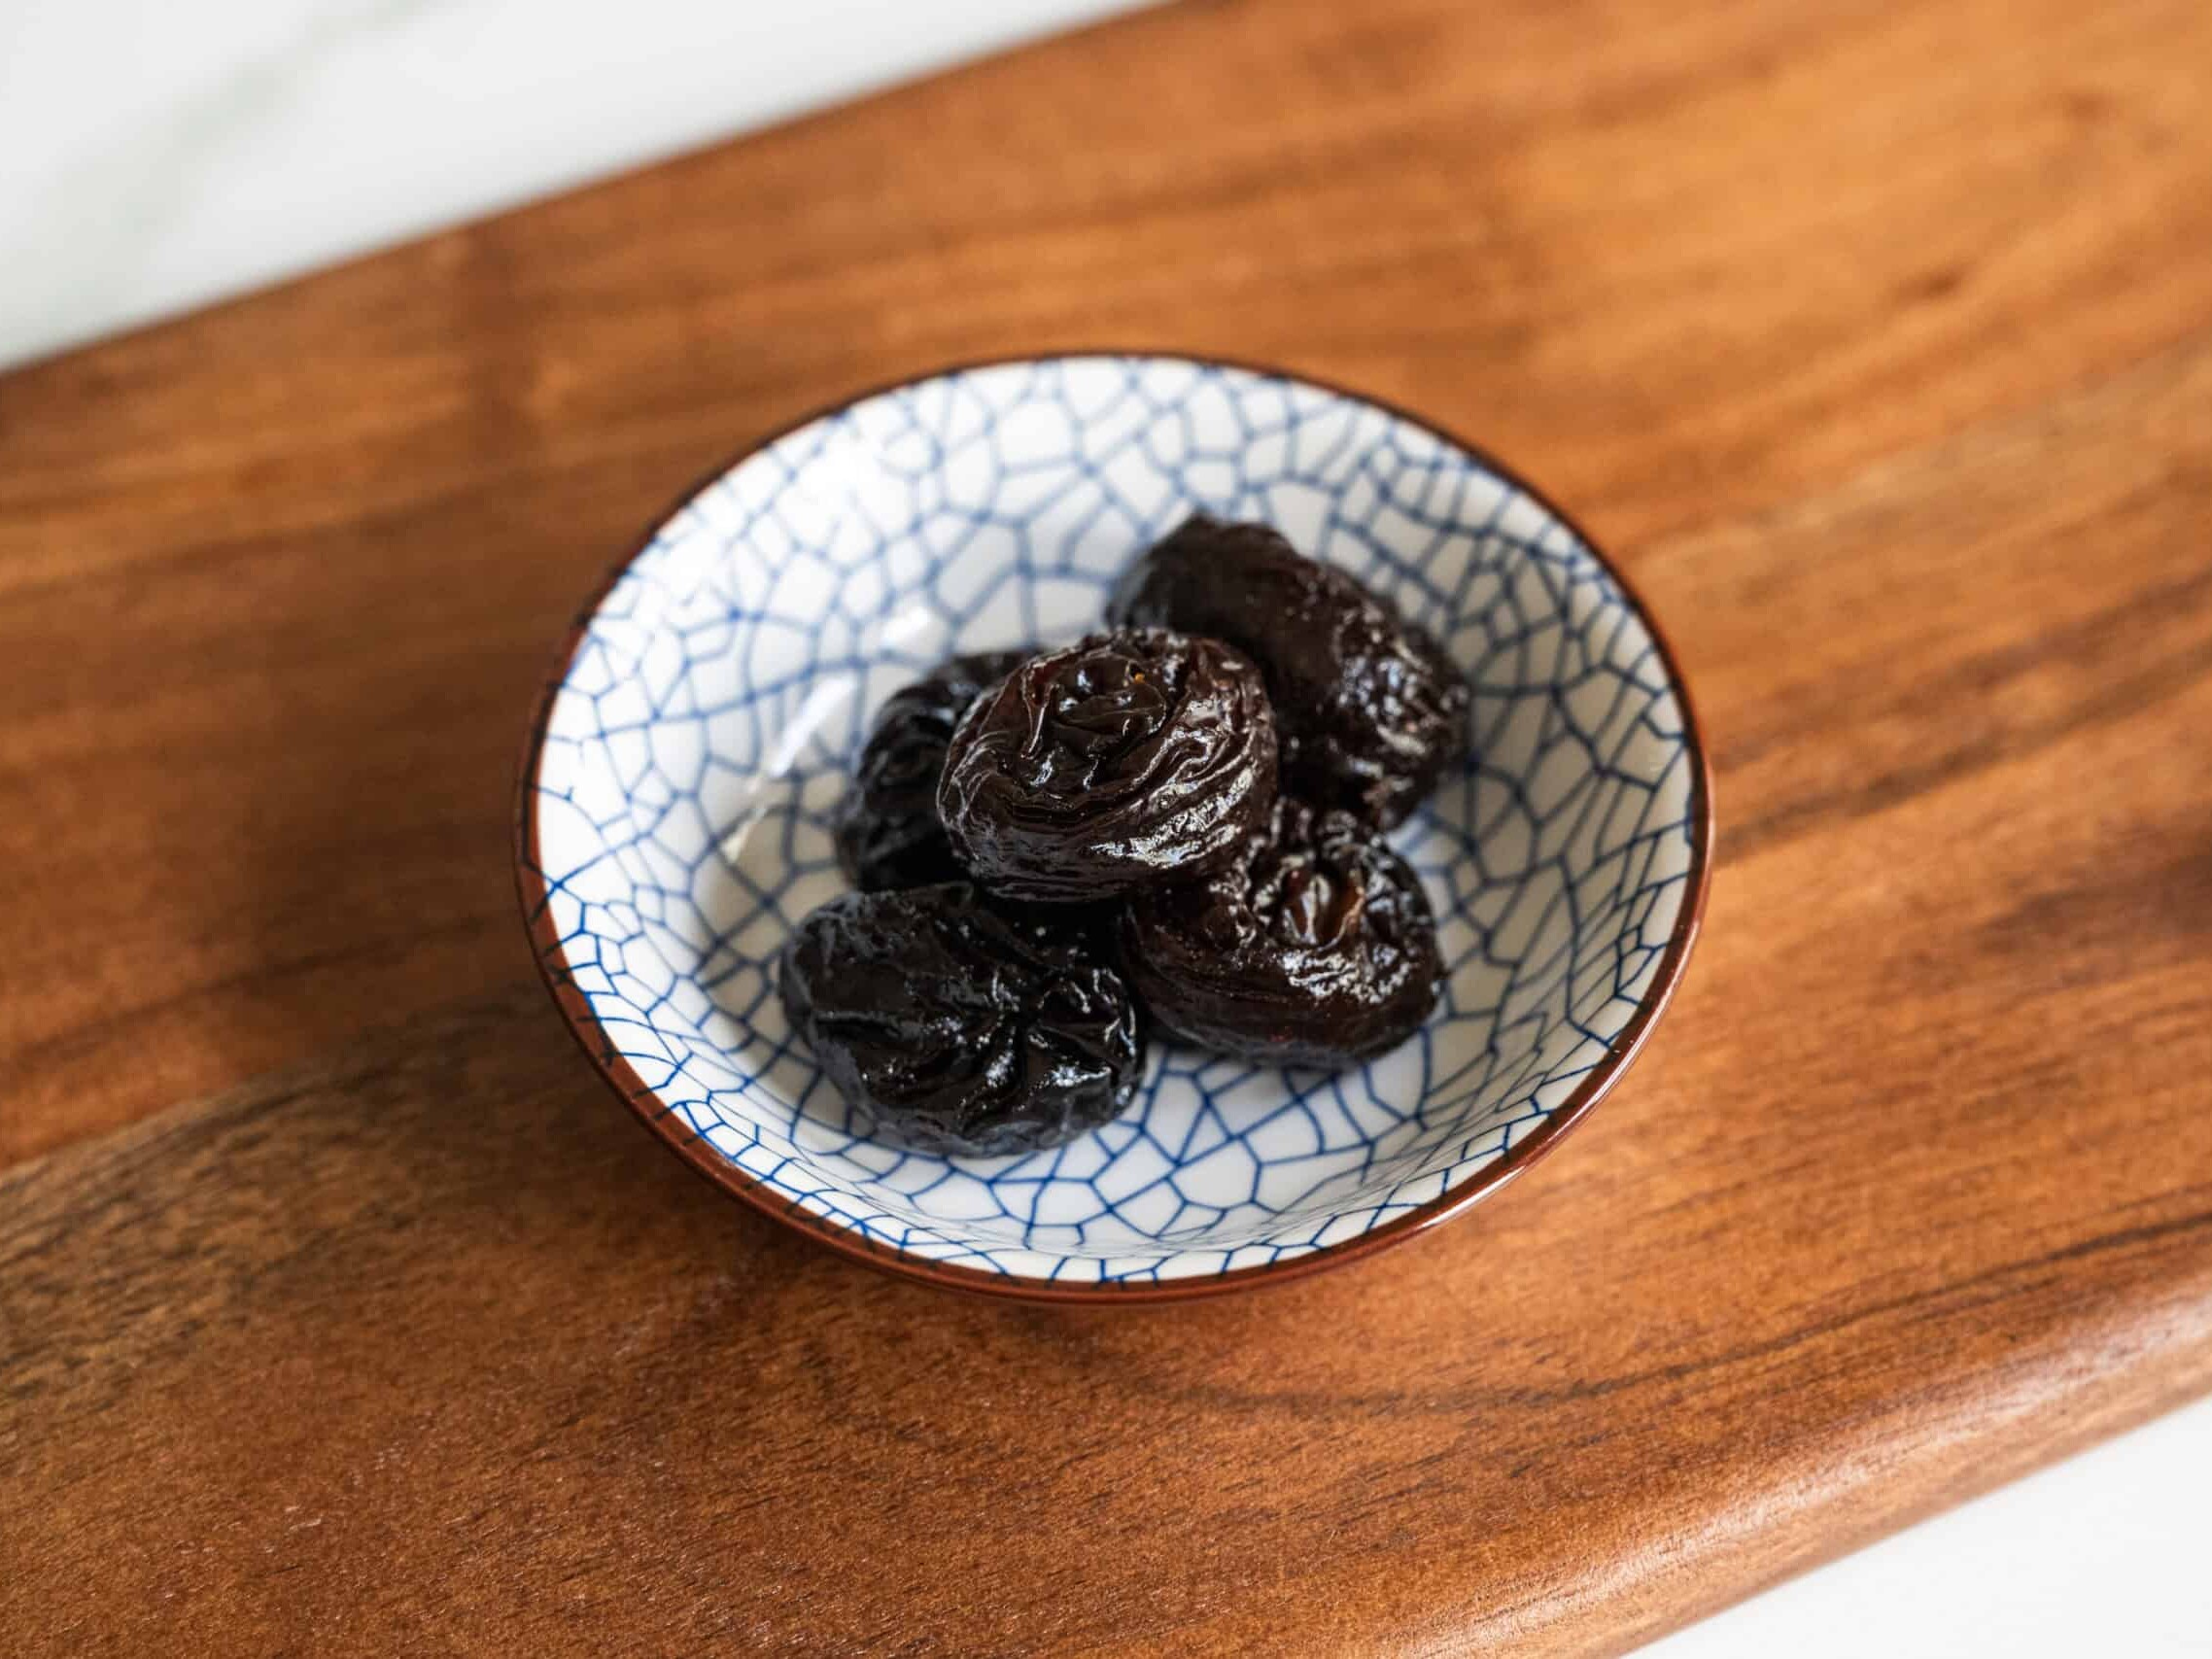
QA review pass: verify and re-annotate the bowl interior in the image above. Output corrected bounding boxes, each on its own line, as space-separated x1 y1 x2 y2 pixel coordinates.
525 357 1701 1286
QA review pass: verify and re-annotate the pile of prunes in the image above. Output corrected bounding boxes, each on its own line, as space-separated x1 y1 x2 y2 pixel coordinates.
778 516 1469 1157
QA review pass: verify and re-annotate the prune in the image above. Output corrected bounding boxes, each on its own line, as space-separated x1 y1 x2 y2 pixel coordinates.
937 628 1278 902
835 649 1029 891
779 883 1143 1156
1117 797 1442 1069
1108 515 1470 829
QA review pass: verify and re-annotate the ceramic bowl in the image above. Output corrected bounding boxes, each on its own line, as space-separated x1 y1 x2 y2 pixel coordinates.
515 354 1711 1301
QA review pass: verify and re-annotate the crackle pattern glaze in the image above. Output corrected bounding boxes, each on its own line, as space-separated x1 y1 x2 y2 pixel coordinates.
524 357 1702 1284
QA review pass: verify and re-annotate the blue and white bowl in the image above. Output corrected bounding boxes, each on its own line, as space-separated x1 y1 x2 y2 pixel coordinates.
516 354 1712 1301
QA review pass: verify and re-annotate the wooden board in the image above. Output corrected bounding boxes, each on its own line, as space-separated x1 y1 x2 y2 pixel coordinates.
5 0 2212 1650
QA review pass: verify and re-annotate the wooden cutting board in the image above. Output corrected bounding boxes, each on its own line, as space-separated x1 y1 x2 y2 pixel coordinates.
6 0 2211 1652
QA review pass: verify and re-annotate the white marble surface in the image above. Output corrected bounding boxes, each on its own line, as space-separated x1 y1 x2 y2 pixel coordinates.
2 3 2205 1652
0 0 1140 367
1644 1392 2212 1657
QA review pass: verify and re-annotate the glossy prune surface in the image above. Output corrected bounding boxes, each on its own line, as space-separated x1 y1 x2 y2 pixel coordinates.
1108 515 1470 829
937 628 1278 902
778 883 1142 1157
834 649 1029 891
1117 797 1442 1069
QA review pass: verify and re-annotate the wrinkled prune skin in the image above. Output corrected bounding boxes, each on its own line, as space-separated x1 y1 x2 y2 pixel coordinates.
1118 798 1442 1069
779 883 1142 1156
938 628 1278 902
834 649 1029 891
1108 515 1470 829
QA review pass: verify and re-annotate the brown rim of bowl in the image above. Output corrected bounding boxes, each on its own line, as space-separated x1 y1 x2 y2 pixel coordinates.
512 350 1715 1306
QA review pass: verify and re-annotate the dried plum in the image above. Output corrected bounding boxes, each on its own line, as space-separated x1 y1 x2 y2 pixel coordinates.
778 883 1143 1156
937 628 1278 902
1117 797 1441 1069
1108 515 1469 829
835 649 1029 891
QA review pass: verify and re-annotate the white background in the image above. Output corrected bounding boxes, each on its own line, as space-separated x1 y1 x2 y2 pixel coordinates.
2 2 2205 1651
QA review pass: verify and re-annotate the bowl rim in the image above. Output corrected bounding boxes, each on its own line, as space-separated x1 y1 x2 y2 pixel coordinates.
512 350 1715 1305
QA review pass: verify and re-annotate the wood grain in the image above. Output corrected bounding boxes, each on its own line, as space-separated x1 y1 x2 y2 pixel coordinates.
4 0 2212 1651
